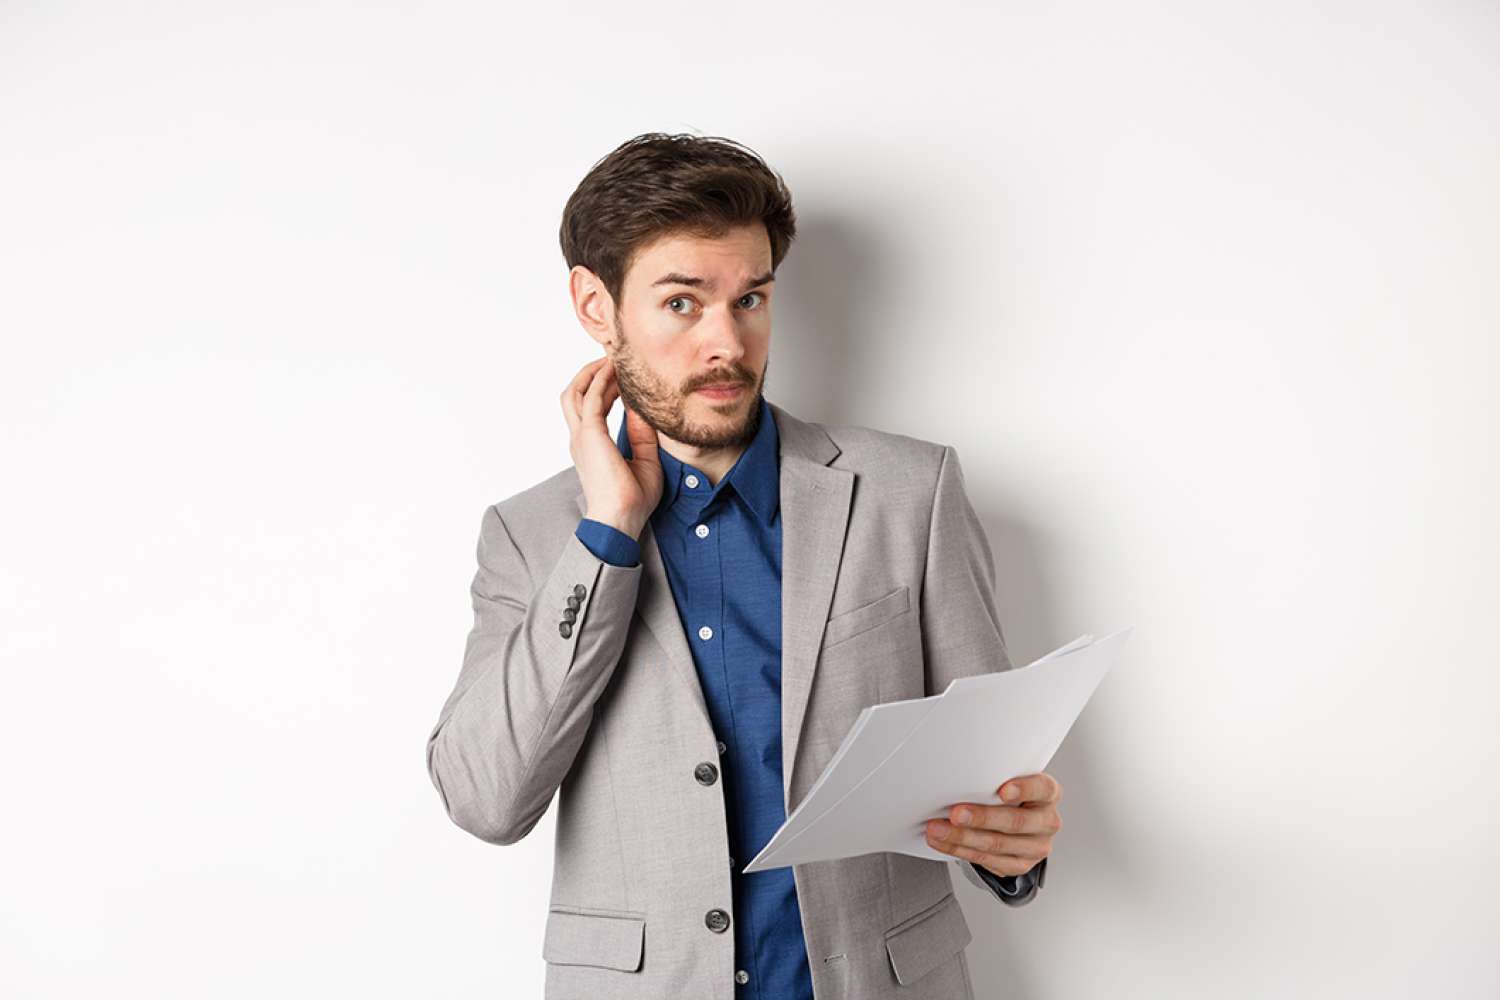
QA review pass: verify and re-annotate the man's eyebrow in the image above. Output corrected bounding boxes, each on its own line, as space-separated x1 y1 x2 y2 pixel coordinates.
650 270 776 295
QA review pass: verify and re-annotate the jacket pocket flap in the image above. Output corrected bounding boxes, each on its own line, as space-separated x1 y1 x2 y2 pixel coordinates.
883 891 972 986
542 907 645 972
823 585 910 647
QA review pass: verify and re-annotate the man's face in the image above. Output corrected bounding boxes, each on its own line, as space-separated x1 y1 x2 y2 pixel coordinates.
607 223 773 450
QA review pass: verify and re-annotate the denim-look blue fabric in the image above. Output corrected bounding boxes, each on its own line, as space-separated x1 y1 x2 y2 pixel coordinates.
573 396 1031 997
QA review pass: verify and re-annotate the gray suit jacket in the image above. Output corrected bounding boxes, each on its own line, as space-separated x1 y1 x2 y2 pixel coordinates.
426 400 1041 999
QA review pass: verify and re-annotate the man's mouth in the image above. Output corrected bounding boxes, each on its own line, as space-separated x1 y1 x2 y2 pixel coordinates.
695 383 746 398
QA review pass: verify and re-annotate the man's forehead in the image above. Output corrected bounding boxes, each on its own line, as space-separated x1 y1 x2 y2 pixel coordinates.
629 227 772 284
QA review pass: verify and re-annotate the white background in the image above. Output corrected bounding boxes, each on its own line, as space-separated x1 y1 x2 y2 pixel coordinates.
3 2 1496 997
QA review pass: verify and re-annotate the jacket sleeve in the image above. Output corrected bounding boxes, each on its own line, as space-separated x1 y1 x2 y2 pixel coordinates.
920 444 1047 906
425 503 644 845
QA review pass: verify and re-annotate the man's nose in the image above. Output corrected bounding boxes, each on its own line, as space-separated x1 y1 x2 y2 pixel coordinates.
700 305 748 363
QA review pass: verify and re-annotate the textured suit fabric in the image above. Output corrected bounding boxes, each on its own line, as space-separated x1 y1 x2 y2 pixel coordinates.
427 399 1043 999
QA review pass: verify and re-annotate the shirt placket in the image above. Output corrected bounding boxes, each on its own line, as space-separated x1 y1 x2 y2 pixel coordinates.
676 472 763 997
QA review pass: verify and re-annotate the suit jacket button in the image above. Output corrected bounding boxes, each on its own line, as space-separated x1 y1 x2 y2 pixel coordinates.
566 594 581 610
694 762 718 785
573 584 587 598
559 621 572 638
562 607 578 623
705 908 730 933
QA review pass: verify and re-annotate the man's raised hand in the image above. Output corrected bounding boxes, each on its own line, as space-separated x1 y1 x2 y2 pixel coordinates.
562 355 662 539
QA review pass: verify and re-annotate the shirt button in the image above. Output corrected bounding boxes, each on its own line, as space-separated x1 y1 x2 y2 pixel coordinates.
698 625 713 641
705 908 730 933
684 474 700 488
695 524 710 538
716 740 727 755
735 969 749 985
694 761 719 785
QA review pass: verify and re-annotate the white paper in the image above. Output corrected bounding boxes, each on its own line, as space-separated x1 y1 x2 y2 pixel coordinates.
742 626 1133 873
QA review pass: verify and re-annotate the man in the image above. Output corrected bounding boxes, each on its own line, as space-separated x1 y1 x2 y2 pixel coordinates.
426 132 1061 999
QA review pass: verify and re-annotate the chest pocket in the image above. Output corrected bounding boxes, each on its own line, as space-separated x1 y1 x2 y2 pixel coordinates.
822 584 910 648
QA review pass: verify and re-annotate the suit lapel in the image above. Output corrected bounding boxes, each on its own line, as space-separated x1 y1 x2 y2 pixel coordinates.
772 402 854 814
573 400 853 816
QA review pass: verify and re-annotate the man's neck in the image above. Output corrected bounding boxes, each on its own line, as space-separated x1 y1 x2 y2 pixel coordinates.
658 437 747 488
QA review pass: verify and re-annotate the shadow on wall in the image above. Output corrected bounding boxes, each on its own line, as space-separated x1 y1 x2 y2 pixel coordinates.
759 209 893 423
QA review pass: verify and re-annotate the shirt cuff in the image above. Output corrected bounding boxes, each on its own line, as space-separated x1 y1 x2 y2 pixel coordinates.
970 856 1045 901
971 861 1024 895
575 518 642 568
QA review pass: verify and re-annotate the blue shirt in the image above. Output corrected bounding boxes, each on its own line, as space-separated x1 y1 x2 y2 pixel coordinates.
574 397 1034 997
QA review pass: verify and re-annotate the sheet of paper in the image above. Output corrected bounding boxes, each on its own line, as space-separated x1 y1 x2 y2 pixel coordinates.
763 631 1100 855
742 626 1133 873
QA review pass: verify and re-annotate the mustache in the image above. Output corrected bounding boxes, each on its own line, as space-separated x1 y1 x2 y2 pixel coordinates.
688 374 754 391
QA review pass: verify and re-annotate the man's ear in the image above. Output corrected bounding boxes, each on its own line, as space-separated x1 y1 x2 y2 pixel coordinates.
568 265 615 348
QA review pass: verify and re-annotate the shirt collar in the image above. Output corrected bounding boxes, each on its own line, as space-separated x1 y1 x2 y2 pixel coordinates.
614 394 780 526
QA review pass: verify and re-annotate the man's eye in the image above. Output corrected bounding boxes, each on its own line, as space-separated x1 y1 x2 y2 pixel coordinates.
666 293 765 314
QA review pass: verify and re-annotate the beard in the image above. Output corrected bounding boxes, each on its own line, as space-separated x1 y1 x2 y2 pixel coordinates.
609 312 767 450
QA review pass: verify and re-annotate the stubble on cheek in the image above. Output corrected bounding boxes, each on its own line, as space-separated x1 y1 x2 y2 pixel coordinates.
609 334 682 430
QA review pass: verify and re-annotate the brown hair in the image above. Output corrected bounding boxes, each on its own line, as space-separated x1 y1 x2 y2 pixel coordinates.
559 132 798 308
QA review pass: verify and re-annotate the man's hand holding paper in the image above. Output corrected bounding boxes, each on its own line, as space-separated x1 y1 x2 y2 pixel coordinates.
925 772 1063 878
741 626 1132 876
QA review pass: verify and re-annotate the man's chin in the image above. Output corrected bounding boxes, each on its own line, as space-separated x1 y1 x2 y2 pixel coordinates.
675 392 757 443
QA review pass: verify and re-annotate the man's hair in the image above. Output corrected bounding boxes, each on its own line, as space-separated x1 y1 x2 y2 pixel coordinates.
559 132 797 308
